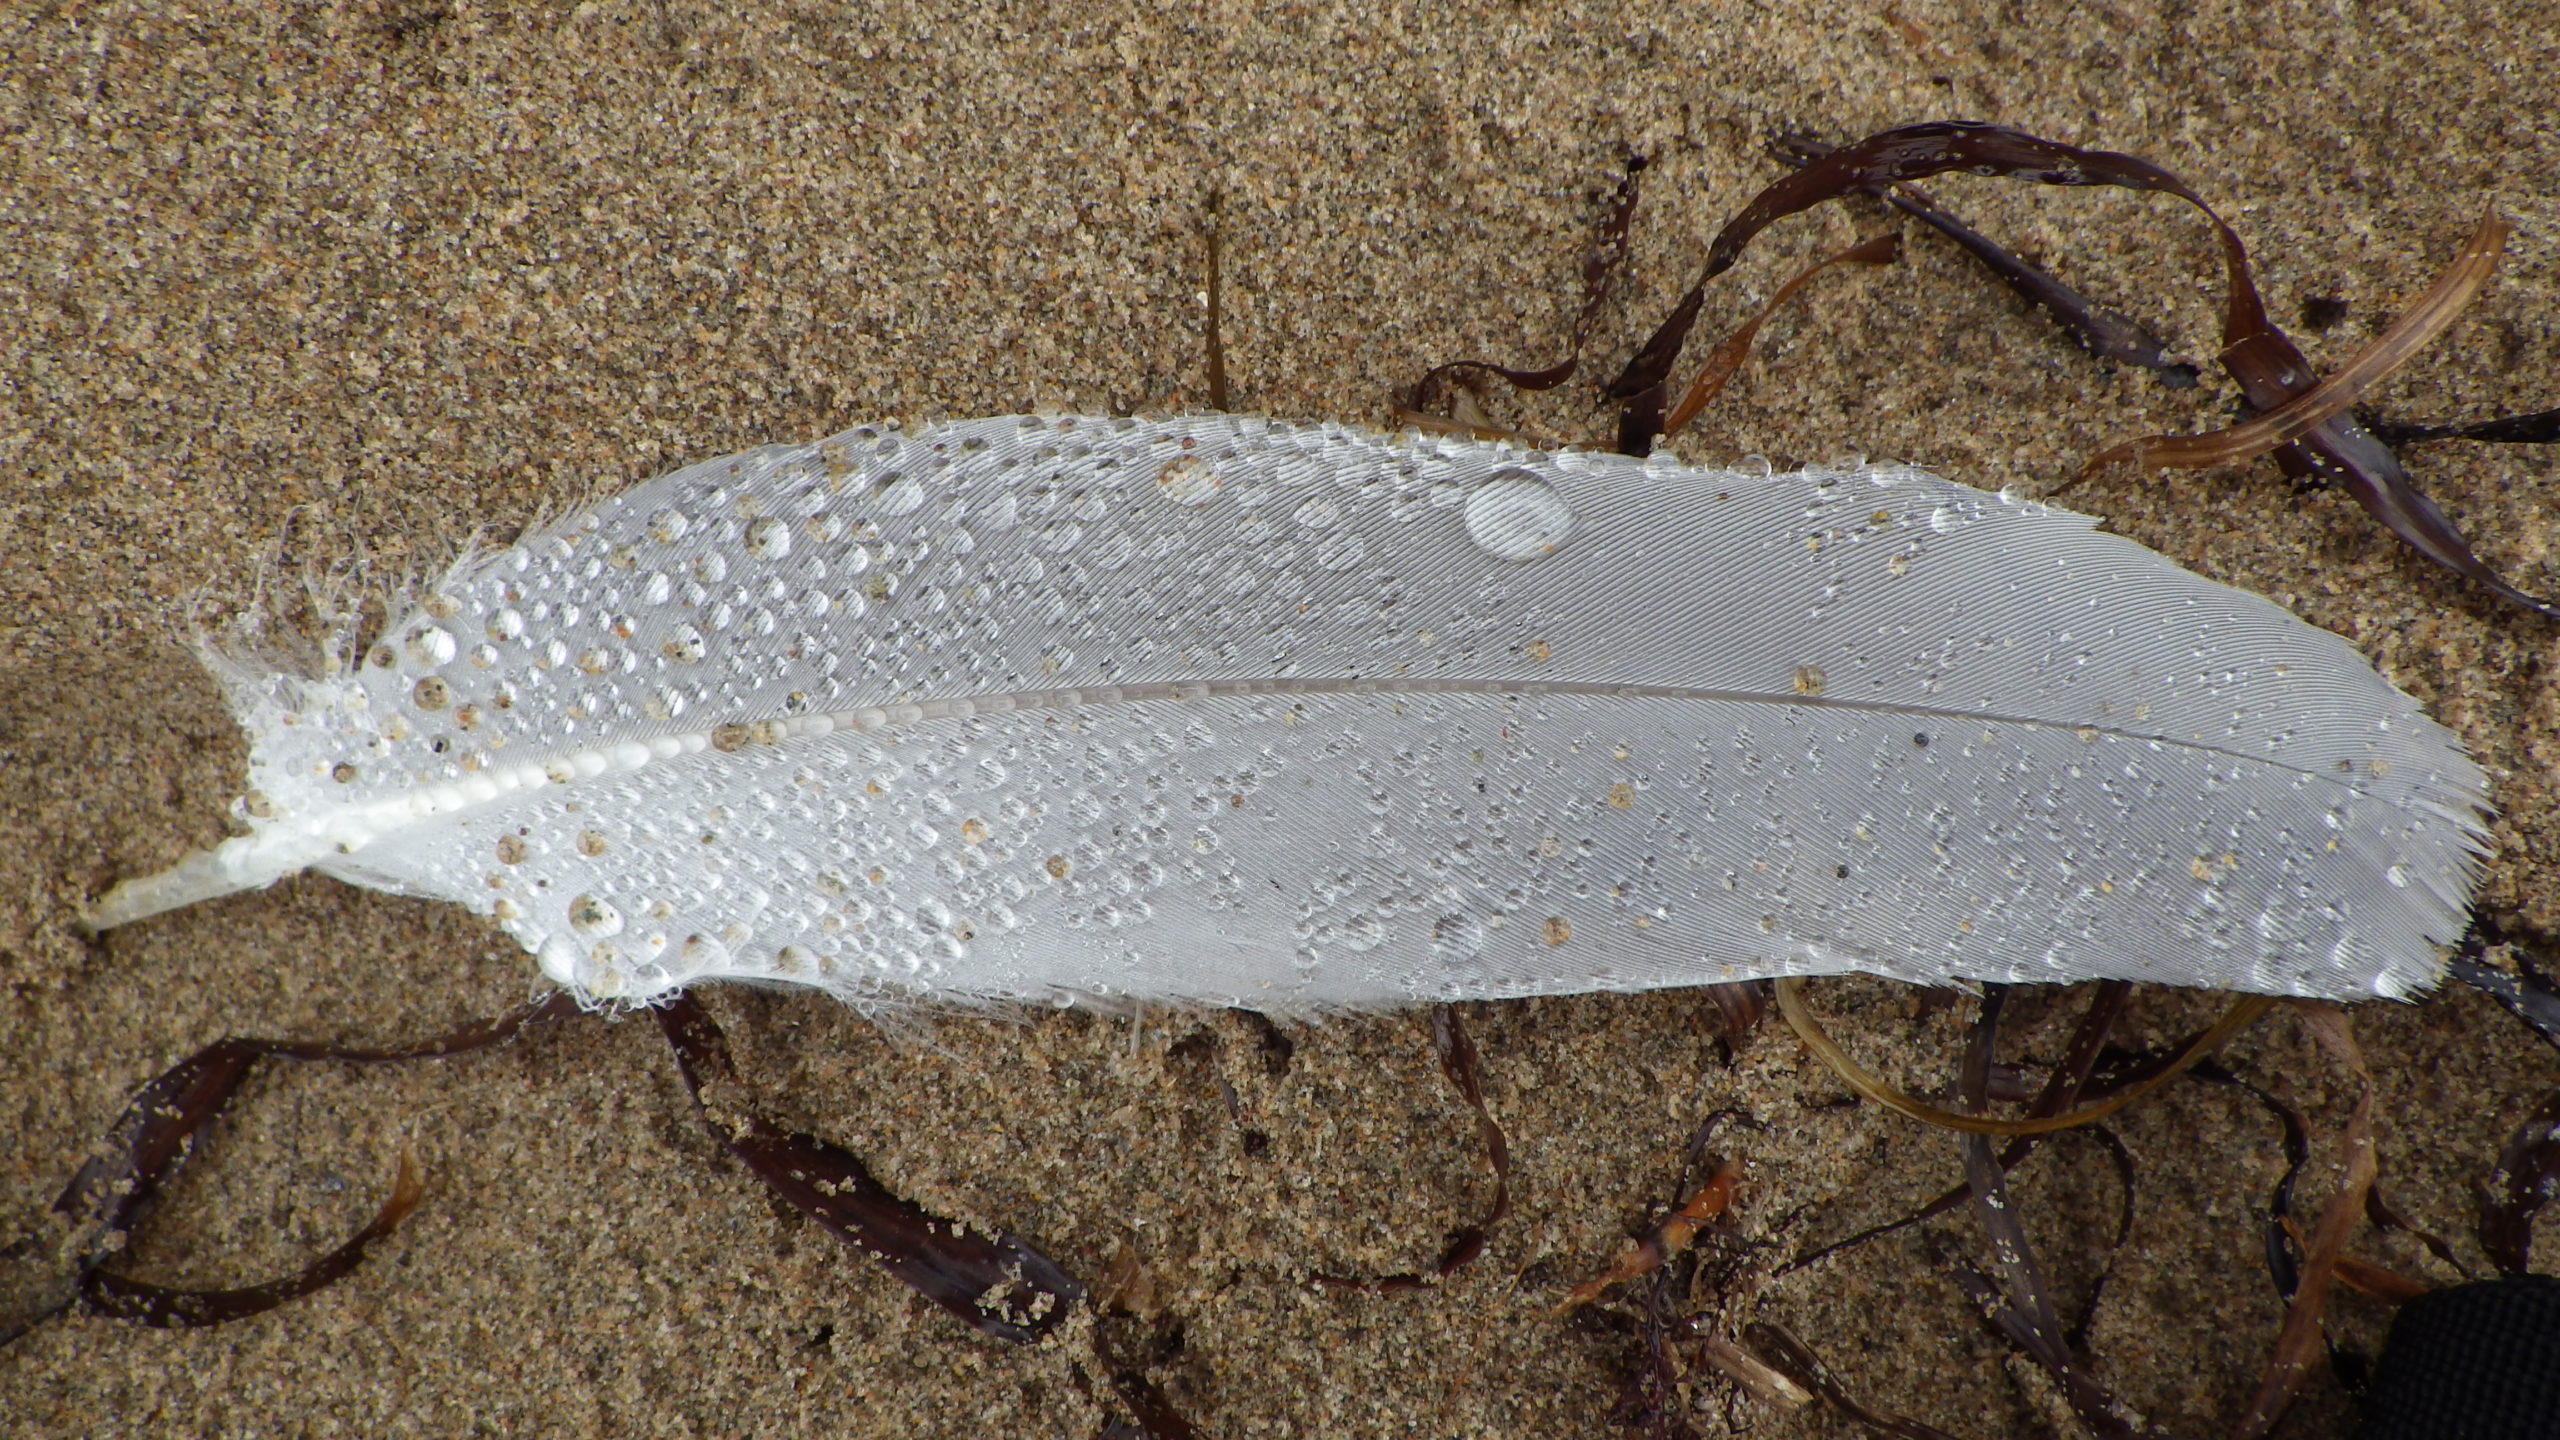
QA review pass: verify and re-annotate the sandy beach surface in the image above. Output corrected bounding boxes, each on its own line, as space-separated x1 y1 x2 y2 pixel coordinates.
4 1 2557 1435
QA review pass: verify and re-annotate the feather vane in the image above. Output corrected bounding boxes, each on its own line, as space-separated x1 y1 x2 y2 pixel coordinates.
91 415 2489 1009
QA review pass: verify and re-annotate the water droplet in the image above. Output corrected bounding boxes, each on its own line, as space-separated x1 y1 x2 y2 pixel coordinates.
569 893 624 938
1316 532 1368 572
1093 532 1138 570
877 477 927 515
403 625 456 668
745 517 792 559
1431 913 1487 965
1462 469 1575 561
1156 455 1218 506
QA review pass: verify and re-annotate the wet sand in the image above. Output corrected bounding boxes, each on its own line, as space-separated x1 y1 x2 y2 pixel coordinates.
4 1 2557 1435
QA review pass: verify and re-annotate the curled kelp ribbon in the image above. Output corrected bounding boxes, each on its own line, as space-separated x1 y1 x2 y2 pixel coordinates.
1671 122 2552 618
654 993 1084 1345
0 993 577 1345
1423 122 2551 617
1393 154 1651 444
1769 132 2201 388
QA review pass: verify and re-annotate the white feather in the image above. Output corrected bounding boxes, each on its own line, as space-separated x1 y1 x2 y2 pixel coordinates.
90 414 2489 1008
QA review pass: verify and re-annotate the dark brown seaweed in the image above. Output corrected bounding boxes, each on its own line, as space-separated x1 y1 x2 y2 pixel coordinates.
1 993 577 1345
1403 156 1648 417
1947 989 2156 1437
1773 975 2274 1136
2082 211 2508 479
2364 1187 2468 1283
1699 979 1770 1056
1659 233 1901 438
1768 134 2198 386
81 1157 425 1327
2479 1085 2560 1278
1095 1312 1209 1440
2448 922 2560 1055
2367 406 2560 447
1739 1322 1967 1440
1313 1004 1512 1290
654 994 1083 1344
2230 1005 2376 1439
1692 122 2555 618
1777 982 2133 1276
1202 191 1229 412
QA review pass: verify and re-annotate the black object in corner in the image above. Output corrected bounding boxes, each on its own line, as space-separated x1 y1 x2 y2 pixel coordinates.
2357 1275 2560 1440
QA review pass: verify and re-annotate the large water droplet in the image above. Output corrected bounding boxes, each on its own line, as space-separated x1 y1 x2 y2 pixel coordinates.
403 624 457 667
1431 912 1489 965
745 517 792 560
569 893 625 938
1156 455 1219 506
877 477 927 515
1462 469 1575 562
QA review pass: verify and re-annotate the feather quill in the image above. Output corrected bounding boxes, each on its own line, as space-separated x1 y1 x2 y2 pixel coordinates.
88 414 2488 1008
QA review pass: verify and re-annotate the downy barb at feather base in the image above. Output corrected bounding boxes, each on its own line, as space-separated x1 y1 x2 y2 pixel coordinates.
87 414 2489 1008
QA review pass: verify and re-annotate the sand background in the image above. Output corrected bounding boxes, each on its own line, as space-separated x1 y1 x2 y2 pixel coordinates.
4 1 2558 1435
